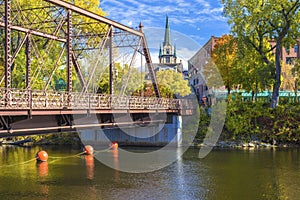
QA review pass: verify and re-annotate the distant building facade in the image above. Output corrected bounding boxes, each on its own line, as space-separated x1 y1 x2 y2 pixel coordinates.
270 40 300 65
153 15 183 73
188 36 219 100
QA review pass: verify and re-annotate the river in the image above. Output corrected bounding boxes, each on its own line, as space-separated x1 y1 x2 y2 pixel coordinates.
0 145 299 200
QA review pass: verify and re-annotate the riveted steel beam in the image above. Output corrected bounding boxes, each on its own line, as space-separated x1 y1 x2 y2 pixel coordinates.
44 0 143 37
66 9 72 105
0 22 67 42
26 34 31 90
4 0 12 105
109 26 114 96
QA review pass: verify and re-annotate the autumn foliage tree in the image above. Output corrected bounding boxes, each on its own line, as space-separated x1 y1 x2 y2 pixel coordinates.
212 35 238 95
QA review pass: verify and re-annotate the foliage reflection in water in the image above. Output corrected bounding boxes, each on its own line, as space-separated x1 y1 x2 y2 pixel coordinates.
0 145 300 200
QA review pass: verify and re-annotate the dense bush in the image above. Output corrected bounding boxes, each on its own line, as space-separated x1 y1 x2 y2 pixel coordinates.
197 96 300 144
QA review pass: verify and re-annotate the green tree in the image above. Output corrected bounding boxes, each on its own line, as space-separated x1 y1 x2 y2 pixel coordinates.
222 0 300 108
156 70 191 97
0 0 106 90
236 39 274 100
115 64 146 96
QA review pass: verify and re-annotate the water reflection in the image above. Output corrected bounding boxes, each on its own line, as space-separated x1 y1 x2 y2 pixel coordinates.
36 161 48 177
85 155 94 180
112 149 120 181
0 146 300 200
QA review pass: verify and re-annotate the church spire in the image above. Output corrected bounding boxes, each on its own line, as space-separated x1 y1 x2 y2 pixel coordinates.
159 44 162 57
163 15 171 46
174 45 177 57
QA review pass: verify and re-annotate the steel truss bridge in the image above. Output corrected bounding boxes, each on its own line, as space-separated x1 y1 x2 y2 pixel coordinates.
0 0 193 137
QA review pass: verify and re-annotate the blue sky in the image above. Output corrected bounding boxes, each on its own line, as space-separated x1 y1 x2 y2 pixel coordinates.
100 0 230 67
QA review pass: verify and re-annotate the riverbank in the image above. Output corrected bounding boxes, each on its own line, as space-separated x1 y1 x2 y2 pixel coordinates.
196 140 300 149
2 133 300 149
0 132 82 147
194 100 300 147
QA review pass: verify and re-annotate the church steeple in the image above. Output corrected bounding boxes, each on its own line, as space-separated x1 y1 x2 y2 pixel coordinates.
163 15 171 46
158 15 178 66
159 44 162 62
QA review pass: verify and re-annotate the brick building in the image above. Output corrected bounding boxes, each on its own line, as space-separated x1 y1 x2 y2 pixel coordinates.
188 36 219 100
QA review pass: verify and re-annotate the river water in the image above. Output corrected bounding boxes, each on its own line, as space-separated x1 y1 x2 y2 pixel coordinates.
0 145 299 200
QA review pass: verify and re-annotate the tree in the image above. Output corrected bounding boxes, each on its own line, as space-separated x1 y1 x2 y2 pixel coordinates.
0 0 106 90
222 0 300 108
156 70 191 97
114 64 146 96
291 59 300 102
212 35 238 95
235 38 274 101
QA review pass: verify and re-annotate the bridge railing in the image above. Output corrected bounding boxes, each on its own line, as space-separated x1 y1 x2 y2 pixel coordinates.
0 88 193 111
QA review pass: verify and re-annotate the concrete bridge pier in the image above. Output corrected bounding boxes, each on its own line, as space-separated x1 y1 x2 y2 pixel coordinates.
80 114 182 147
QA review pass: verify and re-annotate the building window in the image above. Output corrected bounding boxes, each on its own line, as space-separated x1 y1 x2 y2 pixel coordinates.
166 48 170 54
295 45 299 53
286 57 296 65
166 57 170 63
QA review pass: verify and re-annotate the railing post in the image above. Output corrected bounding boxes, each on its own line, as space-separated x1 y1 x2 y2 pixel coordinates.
97 94 101 108
60 92 64 108
45 92 48 107
88 93 91 109
28 89 32 118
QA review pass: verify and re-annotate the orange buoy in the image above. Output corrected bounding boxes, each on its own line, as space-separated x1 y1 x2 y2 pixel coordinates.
84 145 94 155
110 142 118 150
36 150 48 162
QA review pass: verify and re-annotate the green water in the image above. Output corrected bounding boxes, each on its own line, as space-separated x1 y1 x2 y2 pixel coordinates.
0 145 300 200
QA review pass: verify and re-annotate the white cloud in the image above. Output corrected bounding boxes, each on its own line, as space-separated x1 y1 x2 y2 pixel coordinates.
101 0 226 28
100 0 229 66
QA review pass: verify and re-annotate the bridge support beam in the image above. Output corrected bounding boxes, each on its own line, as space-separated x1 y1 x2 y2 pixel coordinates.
109 26 114 96
66 9 73 105
4 0 12 106
26 35 31 90
80 114 182 147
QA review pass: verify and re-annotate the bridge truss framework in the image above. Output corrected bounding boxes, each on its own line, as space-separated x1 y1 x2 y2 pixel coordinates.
0 0 193 137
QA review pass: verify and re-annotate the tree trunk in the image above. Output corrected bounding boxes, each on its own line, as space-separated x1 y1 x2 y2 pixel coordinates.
227 86 231 96
295 80 299 103
270 42 282 108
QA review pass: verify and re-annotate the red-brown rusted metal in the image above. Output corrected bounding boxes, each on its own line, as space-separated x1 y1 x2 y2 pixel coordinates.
4 0 11 105
0 0 193 137
109 26 114 96
67 9 73 105
139 23 161 98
